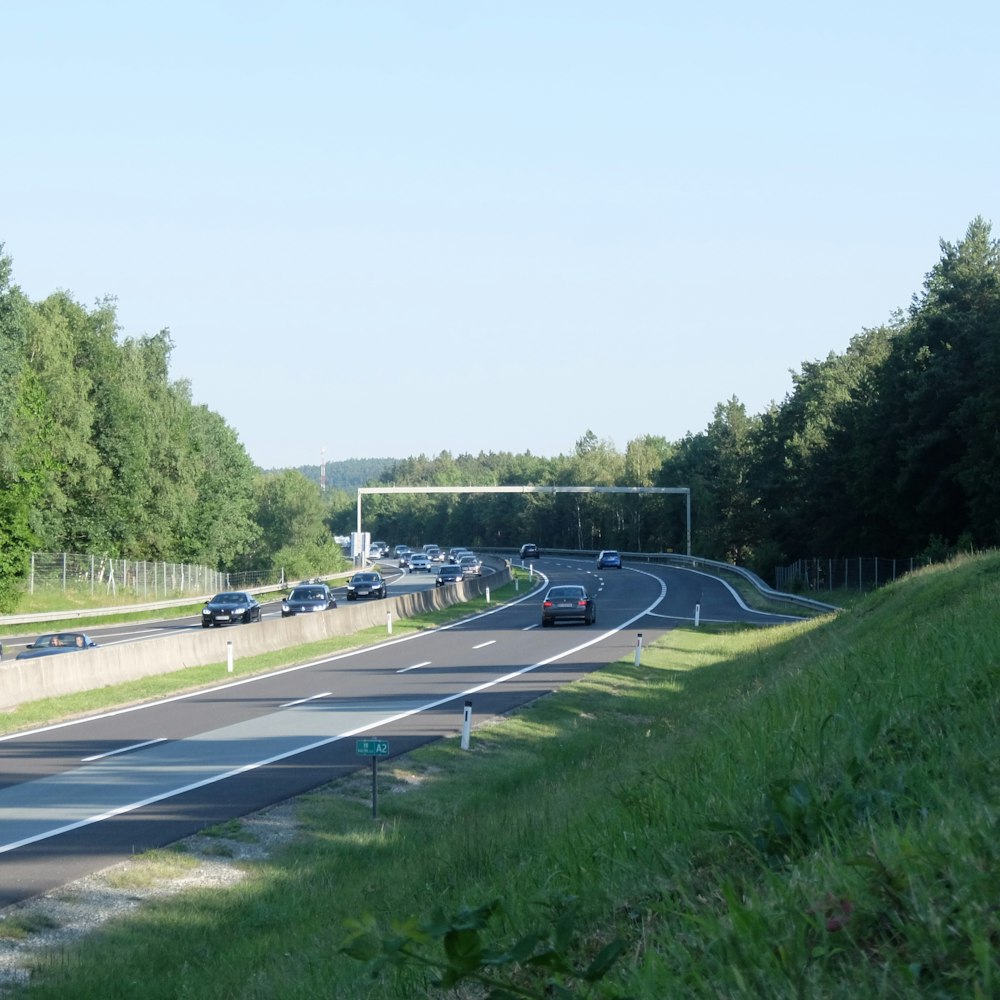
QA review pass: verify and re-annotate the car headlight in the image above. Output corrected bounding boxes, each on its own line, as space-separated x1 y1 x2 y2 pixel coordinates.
202 608 211 616
281 602 290 612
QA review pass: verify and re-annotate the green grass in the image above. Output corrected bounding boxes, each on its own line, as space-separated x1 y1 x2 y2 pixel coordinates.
7 555 999 997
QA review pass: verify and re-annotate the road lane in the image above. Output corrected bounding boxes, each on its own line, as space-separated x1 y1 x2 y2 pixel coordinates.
0 559 795 903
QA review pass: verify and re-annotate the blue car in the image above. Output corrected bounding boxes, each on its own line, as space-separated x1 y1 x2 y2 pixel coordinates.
16 632 98 659
596 550 623 569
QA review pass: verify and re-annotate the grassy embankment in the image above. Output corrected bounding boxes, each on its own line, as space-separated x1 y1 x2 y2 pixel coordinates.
5 556 998 997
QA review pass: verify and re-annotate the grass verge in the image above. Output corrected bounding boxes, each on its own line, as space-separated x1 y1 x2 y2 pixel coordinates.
6 553 998 997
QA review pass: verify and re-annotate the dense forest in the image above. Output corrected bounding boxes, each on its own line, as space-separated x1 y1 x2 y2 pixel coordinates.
2 217 998 610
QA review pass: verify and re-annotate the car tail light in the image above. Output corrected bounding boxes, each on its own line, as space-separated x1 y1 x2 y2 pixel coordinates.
577 599 587 606
543 600 553 608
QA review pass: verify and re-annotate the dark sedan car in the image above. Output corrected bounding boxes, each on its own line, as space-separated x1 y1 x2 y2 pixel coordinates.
201 591 262 627
435 564 464 587
346 572 387 600
16 631 98 659
519 543 540 561
596 549 623 569
281 584 337 617
541 585 597 627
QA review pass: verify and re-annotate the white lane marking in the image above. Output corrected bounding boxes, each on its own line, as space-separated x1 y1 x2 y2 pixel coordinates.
396 661 431 674
280 692 332 708
0 573 666 855
472 641 496 649
82 738 168 762
0 573 551 746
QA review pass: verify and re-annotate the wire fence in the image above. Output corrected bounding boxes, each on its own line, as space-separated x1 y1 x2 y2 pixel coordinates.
774 556 931 594
26 552 278 600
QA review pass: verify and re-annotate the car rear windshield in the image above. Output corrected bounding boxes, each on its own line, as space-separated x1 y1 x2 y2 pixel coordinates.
548 587 585 599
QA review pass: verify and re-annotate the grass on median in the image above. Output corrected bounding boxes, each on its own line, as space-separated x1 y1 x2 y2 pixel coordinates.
8 553 999 998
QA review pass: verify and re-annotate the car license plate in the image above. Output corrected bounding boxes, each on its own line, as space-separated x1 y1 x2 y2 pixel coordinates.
217 614 230 621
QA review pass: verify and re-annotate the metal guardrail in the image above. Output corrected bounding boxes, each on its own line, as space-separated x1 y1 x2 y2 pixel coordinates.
1 549 834 631
496 547 840 613
0 572 356 629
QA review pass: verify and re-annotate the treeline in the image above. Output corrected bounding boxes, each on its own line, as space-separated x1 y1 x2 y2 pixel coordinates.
0 248 346 611
344 218 1000 574
3 217 997 609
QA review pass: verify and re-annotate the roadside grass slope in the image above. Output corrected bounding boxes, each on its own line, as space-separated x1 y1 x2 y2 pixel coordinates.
11 554 998 998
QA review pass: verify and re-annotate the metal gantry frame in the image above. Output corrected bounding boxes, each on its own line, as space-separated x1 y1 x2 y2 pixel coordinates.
355 484 691 556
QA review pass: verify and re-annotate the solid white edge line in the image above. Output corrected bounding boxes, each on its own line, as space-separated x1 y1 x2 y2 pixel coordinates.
0 575 550 745
0 573 670 855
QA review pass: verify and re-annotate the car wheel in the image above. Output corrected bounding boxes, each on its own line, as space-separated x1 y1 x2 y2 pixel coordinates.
201 621 211 629
542 617 552 628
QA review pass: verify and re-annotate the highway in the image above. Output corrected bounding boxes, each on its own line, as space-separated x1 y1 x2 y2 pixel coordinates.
0 557 797 905
0 562 473 657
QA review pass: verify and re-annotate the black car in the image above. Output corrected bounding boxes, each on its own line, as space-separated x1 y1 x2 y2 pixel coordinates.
596 549 623 569
435 564 464 587
541 585 596 627
16 631 98 659
201 591 262 627
346 572 387 600
519 543 540 561
281 584 337 617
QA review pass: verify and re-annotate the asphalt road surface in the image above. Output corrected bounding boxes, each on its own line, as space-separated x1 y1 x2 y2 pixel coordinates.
0 557 798 905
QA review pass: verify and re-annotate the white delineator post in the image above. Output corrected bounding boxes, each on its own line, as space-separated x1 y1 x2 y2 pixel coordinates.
227 640 234 673
461 700 472 750
634 633 643 666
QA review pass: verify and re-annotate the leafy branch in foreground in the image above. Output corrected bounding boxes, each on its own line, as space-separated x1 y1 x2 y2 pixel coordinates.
340 897 629 999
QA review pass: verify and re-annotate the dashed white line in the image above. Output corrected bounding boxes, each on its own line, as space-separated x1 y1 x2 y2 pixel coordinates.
82 738 168 762
280 692 332 708
397 661 432 673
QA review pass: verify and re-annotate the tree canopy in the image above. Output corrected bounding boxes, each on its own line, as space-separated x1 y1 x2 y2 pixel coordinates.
3 218 998 607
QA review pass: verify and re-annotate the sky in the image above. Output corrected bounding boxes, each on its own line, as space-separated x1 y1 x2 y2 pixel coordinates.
4 1 998 470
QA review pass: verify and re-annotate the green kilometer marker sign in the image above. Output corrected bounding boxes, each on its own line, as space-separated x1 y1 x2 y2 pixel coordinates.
356 739 389 756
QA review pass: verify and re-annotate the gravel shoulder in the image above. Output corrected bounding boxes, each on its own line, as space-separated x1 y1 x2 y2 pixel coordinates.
0 799 301 993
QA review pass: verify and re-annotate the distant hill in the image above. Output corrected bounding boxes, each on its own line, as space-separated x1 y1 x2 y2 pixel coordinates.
289 458 398 492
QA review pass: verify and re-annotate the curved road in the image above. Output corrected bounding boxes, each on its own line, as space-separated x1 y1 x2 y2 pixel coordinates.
0 558 797 905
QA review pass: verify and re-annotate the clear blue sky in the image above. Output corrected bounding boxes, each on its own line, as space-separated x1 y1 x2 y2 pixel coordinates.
4 1 996 469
